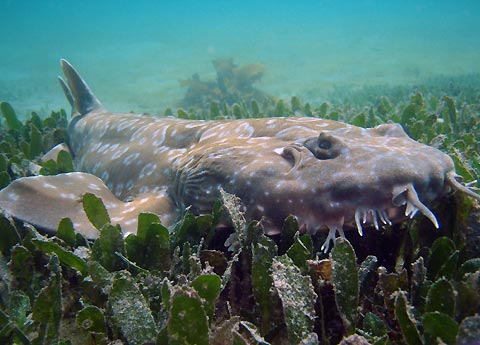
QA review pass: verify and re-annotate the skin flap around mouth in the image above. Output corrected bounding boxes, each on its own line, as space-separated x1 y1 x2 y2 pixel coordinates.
321 182 441 253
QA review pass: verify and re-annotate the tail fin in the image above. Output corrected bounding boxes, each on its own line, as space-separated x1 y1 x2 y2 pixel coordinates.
59 59 104 115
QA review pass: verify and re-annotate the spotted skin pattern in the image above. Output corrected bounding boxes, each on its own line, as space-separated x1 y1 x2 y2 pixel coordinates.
0 60 478 250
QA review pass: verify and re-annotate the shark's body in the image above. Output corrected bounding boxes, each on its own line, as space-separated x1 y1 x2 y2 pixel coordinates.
0 60 478 250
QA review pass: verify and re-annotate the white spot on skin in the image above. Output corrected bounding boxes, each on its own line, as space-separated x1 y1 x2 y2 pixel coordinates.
42 183 57 190
114 183 124 196
73 173 86 180
166 149 187 160
117 119 139 131
275 126 316 139
105 202 118 209
90 142 102 153
88 183 102 191
100 171 110 182
122 206 137 214
122 152 140 166
124 218 137 226
7 192 19 201
125 180 134 191
185 122 206 129
98 144 111 154
111 146 130 160
139 186 151 194
139 162 158 179
108 143 120 152
90 162 101 174
152 126 168 146
273 147 284 155
59 193 76 200
314 122 333 128
153 146 169 155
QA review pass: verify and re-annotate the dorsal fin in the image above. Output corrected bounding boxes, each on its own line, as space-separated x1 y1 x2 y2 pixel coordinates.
60 59 104 115
57 76 75 115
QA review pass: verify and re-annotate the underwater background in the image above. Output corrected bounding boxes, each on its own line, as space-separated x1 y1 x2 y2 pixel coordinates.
1 0 480 117
1 1 480 344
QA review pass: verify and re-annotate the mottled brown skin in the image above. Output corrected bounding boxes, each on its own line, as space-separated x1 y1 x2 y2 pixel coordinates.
0 60 478 249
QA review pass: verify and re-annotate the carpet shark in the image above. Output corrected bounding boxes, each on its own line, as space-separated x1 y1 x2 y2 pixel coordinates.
0 60 479 251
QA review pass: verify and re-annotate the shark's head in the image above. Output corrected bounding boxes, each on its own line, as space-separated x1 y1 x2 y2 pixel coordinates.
190 121 477 251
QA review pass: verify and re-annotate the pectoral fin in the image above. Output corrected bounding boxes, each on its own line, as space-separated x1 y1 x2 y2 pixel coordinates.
0 172 178 239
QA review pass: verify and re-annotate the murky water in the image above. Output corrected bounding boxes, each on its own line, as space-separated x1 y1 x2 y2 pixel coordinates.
1 0 479 117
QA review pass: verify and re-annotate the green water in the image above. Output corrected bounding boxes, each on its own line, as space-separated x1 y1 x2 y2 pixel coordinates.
1 0 479 117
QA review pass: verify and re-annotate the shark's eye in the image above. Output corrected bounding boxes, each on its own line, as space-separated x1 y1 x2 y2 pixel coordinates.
317 139 332 150
304 133 343 160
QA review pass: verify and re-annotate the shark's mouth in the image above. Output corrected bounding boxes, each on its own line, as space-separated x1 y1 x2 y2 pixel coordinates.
318 171 480 252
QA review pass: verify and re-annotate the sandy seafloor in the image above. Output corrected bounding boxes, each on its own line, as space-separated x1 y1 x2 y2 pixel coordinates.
0 0 479 118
